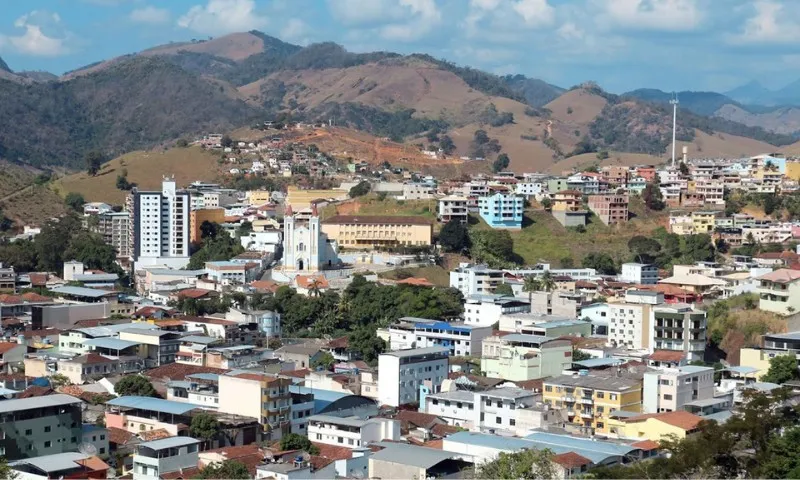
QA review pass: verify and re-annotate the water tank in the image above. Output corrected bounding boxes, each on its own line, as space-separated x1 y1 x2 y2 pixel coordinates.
579 369 589 376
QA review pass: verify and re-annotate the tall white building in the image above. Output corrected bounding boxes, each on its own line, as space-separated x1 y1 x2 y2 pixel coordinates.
131 178 191 269
378 347 449 407
642 365 715 414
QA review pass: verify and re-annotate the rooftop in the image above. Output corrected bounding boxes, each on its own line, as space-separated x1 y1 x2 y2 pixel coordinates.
380 346 449 358
322 215 433 226
545 374 641 392
10 452 96 474
106 396 203 415
49 286 117 298
138 436 201 450
370 442 458 469
0 394 81 413
479 387 536 400
622 411 704 431
82 337 141 350
426 390 475 402
756 269 800 283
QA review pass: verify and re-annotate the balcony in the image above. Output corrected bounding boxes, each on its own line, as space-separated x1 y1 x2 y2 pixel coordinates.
580 411 593 419
578 397 594 405
563 396 576 403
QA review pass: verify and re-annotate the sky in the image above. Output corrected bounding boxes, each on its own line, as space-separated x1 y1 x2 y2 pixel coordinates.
0 0 799 93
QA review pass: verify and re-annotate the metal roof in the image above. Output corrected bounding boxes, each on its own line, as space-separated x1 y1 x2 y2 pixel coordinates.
533 320 590 329
10 452 90 473
444 431 535 451
0 394 82 413
82 337 140 350
574 358 625 368
502 334 555 344
478 387 536 400
308 414 370 427
380 346 449 358
524 432 638 464
369 442 459 469
702 410 734 424
677 365 714 374
106 396 202 415
684 397 731 408
72 274 120 282
186 373 219 382
49 286 117 298
73 322 156 338
147 269 206 276
426 390 475 402
765 331 800 340
724 366 759 375
138 436 200 450
181 335 219 344
0 387 17 396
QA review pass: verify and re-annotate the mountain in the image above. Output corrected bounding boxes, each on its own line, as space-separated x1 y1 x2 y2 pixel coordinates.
0 31 794 172
623 89 738 116
17 71 58 82
714 104 800 135
503 75 565 107
0 57 10 73
725 80 775 105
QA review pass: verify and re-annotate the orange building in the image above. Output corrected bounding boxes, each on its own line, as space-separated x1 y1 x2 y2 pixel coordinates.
190 208 225 243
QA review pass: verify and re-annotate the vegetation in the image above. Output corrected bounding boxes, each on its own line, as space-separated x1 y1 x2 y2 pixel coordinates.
190 413 221 449
306 102 447 142
187 222 245 270
349 181 371 198
311 352 336 371
582 252 617 274
478 104 514 127
476 448 556 479
761 355 800 385
642 181 665 211
411 54 526 102
439 220 470 252
470 129 502 159
85 151 104 176
196 460 250 479
469 229 519 268
492 153 511 173
64 192 86 212
0 457 17 479
115 376 158 397
279 433 320 455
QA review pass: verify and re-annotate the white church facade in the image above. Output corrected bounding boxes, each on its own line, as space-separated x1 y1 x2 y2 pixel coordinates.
277 205 340 279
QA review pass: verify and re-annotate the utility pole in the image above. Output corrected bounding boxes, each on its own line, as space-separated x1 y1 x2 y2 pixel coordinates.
670 93 679 169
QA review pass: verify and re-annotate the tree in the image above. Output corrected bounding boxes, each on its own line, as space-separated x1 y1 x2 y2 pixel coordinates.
311 352 335 371
439 220 469 252
559 256 574 268
522 275 541 305
440 135 456 154
49 373 72 388
176 138 189 148
85 150 103 176
582 252 617 275
763 193 781 216
761 355 800 384
596 150 609 160
679 162 690 176
469 230 516 267
279 433 320 454
349 181 371 198
628 235 661 263
539 271 556 292
683 234 715 262
64 192 85 212
492 153 511 173
197 460 250 479
573 348 592 361
494 283 514 296
116 171 133 190
477 449 557 479
115 375 158 397
642 182 665 211
540 197 552 210
200 221 221 240
348 327 386 364
190 412 220 449
0 457 17 480
220 135 233 148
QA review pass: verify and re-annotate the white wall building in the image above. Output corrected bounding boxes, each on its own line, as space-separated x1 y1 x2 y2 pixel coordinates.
464 294 530 327
307 415 400 449
378 347 449 407
423 390 475 429
450 264 506 298
437 196 469 224
642 365 715 414
131 178 191 269
619 263 659 285
386 319 493 356
240 230 282 253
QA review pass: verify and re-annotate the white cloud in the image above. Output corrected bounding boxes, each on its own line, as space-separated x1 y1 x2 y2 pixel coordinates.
326 0 398 25
0 10 73 57
464 0 555 35
177 0 268 35
280 18 311 45
735 1 800 44
130 6 171 25
380 0 442 41
599 0 703 31
513 0 555 27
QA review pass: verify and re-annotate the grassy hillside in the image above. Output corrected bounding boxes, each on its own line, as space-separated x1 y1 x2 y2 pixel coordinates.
55 146 224 204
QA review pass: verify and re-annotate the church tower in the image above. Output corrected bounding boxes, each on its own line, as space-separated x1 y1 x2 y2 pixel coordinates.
283 204 295 271
309 204 321 271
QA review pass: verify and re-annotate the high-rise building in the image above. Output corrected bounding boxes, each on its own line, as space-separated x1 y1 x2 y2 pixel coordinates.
129 178 191 269
97 211 131 259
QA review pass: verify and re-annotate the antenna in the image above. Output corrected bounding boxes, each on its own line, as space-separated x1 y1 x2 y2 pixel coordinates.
670 93 679 168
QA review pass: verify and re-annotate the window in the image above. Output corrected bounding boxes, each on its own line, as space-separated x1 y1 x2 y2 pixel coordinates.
480 413 484 421
432 399 439 405
337 437 343 444
510 419 516 426
496 401 502 408
545 385 552 392
596 422 604 429
496 416 502 424
44 441 51 448
316 434 322 440
485 399 491 406
596 392 604 399
663 394 673 400
25 429 31 435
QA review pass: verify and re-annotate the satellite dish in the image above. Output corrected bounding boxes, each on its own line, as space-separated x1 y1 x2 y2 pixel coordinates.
78 443 98 456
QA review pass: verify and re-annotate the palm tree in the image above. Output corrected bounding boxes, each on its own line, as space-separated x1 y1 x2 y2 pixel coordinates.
540 270 557 292
308 278 323 297
522 275 542 305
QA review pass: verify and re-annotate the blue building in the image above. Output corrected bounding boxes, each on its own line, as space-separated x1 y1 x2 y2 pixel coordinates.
478 193 524 229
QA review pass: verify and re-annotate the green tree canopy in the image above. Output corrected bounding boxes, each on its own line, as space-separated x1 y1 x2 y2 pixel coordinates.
476 448 556 479
311 352 336 371
761 355 800 385
582 252 617 275
115 376 158 397
196 460 250 479
64 192 85 212
438 220 469 252
279 433 320 454
190 412 220 448
348 181 371 198
494 283 514 296
85 150 104 176
469 230 517 267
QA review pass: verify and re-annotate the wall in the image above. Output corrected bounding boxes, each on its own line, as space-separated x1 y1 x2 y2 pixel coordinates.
218 375 262 420
0 405 82 460
369 459 424 480
32 304 111 330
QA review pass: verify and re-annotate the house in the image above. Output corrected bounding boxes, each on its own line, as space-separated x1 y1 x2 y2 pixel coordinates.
437 195 469 224
551 190 587 227
10 452 109 479
608 410 704 442
132 437 200 480
294 275 330 296
368 443 469 480
307 414 400 449
276 343 324 369
642 365 715 414
0 394 83 460
619 263 658 285
756 269 800 316
449 264 505 297
463 294 530 326
0 342 26 369
480 334 572 381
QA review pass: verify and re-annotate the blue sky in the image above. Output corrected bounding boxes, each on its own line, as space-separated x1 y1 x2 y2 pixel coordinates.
0 0 799 93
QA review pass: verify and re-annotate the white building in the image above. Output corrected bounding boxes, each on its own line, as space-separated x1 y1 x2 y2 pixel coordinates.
463 294 530 327
378 347 449 407
608 302 655 351
423 390 476 428
281 206 339 276
226 308 281 338
131 178 191 269
240 230 282 253
473 388 538 434
516 181 546 198
437 196 469 224
307 415 400 449
450 264 505 297
133 437 200 480
385 318 493 356
619 263 659 285
642 365 715 414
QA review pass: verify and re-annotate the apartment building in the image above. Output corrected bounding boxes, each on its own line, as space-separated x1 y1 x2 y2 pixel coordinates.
473 388 539 435
59 322 156 355
619 263 658 285
0 394 83 460
449 264 505 297
694 181 724 206
543 373 643 435
605 166 630 187
437 195 469 224
423 390 476 429
378 347 449 407
551 190 587 227
218 372 292 440
691 211 717 234
205 261 260 284
387 319 493 356
189 208 225 244
478 193 524 229
130 178 191 269
756 269 800 316
480 334 572 381
642 365 715 414
652 305 707 362
307 415 400 449
321 215 433 249
608 302 655 350
97 211 131 258
587 194 629 225
463 294 530 327
132 437 200 480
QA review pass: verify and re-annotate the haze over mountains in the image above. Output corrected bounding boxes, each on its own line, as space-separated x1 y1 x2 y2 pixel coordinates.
0 31 798 172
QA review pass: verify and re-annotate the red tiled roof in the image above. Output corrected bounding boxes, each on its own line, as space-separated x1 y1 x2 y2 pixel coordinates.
233 373 268 382
311 442 353 461
295 275 330 290
309 455 335 471
108 427 137 446
395 410 443 430
647 350 686 363
421 439 443 449
139 428 171 441
632 440 660 451
250 280 281 293
161 467 199 479
144 363 228 381
326 337 348 349
280 369 310 379
0 342 20 355
21 328 61 339
175 288 218 299
134 306 176 317
75 456 110 472
757 268 800 283
28 273 48 287
431 424 461 437
510 379 544 392
552 452 592 468
622 411 703 431
74 353 115 365
17 386 54 398
154 319 186 327
322 215 433 226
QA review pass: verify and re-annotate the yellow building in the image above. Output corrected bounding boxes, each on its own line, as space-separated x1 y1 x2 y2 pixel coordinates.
606 410 703 442
247 190 273 206
321 215 433 249
190 208 225 243
786 161 800 181
691 211 717 234
286 186 346 209
739 347 793 380
543 374 643 435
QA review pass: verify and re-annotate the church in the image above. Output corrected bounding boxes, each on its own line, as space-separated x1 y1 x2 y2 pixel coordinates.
280 204 340 275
